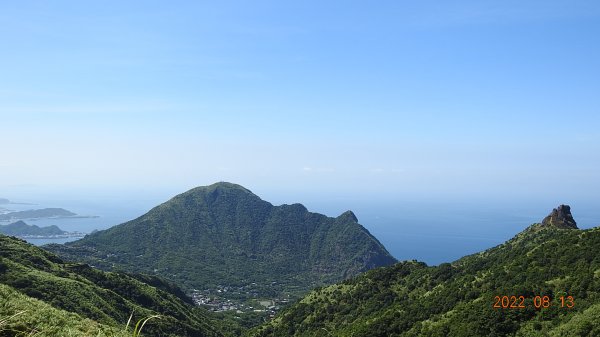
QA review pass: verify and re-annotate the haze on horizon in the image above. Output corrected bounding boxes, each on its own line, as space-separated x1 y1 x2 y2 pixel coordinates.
1 1 599 211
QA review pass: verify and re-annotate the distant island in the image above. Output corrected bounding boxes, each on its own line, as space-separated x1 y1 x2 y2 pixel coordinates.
0 198 36 206
0 208 98 221
0 220 85 239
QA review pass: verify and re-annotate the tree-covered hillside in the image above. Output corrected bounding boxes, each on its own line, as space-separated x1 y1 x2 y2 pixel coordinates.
0 234 226 337
251 205 600 337
48 182 396 301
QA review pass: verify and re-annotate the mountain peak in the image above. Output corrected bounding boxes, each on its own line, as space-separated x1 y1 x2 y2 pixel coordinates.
337 210 358 223
541 204 578 229
204 181 253 193
181 182 258 200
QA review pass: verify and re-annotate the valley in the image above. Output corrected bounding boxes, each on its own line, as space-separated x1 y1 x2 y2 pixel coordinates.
2 186 599 336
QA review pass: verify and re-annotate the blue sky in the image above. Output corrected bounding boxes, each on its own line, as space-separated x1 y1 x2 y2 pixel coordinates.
1 0 599 208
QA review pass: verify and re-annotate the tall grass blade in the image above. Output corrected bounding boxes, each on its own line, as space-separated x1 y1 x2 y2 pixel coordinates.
132 315 160 337
0 310 27 326
125 310 135 331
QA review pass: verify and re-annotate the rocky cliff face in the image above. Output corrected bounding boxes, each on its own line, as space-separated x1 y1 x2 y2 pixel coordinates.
541 204 578 229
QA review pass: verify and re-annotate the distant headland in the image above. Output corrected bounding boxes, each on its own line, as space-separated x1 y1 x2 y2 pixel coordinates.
0 208 99 222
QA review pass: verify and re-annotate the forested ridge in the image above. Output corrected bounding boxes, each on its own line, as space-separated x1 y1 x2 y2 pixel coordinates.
251 206 600 336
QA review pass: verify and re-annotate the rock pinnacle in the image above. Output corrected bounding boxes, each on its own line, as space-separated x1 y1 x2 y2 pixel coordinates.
541 205 578 229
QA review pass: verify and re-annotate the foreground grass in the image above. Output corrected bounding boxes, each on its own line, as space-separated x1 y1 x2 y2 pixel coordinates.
0 284 129 337
0 234 227 336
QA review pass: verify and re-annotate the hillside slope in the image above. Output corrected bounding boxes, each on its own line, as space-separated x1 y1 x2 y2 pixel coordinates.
48 182 396 300
0 234 226 337
251 205 600 337
0 283 129 337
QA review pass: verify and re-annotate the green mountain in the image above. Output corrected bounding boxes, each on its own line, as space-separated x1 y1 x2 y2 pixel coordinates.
0 234 227 336
0 220 66 237
251 205 600 337
47 182 396 301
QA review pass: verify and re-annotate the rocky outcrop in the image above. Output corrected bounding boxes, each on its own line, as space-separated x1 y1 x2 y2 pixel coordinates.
542 205 578 229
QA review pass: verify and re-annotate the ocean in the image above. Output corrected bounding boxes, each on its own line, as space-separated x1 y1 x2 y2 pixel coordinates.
0 197 153 246
2 194 598 266
293 198 600 266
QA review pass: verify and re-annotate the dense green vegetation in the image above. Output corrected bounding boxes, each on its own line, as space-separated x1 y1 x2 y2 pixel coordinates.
0 283 129 337
251 210 600 336
48 182 396 301
0 221 66 236
0 234 227 336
